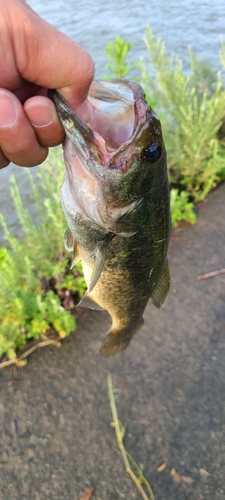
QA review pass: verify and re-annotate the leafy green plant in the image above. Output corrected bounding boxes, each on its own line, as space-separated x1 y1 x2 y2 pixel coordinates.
57 262 86 295
0 149 86 362
141 27 225 202
104 35 138 79
0 245 75 360
170 189 196 228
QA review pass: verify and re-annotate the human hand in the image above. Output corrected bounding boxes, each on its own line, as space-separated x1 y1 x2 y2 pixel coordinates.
0 0 94 169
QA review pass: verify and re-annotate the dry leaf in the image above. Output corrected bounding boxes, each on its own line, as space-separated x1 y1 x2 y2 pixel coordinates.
157 459 168 472
79 487 95 500
15 359 27 367
182 475 194 484
171 468 182 486
199 468 210 478
171 468 194 486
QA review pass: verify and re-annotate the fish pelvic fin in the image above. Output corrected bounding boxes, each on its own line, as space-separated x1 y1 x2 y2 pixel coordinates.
100 318 144 357
151 259 170 309
77 292 104 311
88 233 114 292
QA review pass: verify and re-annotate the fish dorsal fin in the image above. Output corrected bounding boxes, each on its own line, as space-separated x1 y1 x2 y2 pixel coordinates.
151 259 170 309
77 293 104 311
88 233 114 292
63 228 74 251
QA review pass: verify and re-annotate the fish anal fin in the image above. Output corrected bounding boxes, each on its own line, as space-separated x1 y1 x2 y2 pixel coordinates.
100 318 144 357
151 259 170 309
77 293 104 311
88 233 114 292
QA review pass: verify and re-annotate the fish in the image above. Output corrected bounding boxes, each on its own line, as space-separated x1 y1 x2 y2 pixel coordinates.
48 80 171 356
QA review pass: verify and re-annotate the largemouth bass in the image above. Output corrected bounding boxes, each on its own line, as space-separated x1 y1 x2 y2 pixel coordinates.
49 80 171 356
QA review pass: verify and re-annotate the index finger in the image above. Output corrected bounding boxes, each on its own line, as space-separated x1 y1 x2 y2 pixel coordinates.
9 1 95 109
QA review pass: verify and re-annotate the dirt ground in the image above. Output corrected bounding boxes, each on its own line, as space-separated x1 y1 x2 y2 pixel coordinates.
0 183 225 500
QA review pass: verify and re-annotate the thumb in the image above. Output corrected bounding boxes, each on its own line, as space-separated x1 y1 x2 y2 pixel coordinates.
11 1 95 108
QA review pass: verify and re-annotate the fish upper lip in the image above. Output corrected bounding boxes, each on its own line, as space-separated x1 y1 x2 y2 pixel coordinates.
48 89 94 142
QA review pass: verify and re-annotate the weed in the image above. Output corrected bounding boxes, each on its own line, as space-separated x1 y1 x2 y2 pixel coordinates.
0 149 85 361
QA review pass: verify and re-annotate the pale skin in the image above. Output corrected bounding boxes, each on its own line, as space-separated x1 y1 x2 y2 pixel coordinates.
0 0 94 169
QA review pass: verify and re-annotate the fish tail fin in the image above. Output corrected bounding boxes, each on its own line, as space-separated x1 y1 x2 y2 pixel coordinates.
100 318 144 357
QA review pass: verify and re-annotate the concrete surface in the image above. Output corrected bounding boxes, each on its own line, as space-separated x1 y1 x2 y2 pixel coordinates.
0 183 225 500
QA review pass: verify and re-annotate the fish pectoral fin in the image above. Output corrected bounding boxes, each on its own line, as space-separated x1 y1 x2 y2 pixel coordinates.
100 318 144 357
88 233 114 292
64 228 74 251
151 259 170 309
77 293 104 311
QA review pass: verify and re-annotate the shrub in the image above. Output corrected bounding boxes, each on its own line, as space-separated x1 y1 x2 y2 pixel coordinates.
0 149 86 361
141 27 225 202
170 189 196 228
104 35 136 79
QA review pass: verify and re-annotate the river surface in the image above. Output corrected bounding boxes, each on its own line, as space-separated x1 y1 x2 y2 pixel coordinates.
1 0 225 238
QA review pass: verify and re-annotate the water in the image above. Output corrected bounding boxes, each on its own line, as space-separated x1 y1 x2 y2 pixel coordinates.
1 0 225 239
28 0 225 75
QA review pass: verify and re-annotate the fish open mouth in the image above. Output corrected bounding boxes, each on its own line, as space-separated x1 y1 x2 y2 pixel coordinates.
49 80 149 170
81 80 136 150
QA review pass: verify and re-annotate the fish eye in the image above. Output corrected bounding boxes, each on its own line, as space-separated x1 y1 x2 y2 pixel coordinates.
143 142 162 163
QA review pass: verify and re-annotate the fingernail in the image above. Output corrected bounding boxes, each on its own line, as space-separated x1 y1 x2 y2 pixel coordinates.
25 102 54 128
0 91 17 127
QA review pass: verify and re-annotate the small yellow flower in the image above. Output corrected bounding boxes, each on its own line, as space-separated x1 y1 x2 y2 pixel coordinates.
59 330 66 339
